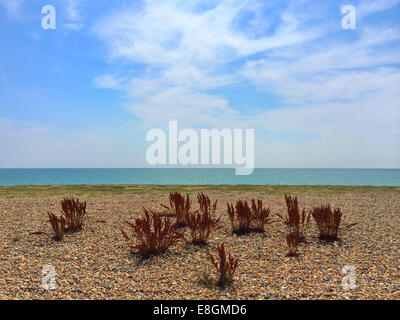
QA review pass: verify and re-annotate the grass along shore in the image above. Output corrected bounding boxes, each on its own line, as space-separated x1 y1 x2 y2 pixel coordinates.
0 184 399 197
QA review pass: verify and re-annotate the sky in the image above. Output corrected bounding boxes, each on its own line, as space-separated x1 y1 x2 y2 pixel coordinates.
0 0 399 168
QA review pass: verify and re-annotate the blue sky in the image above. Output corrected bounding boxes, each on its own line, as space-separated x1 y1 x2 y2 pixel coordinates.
0 0 399 168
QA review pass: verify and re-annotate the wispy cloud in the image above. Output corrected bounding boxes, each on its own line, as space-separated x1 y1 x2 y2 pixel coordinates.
2 0 399 168
0 0 24 17
90 0 400 167
63 0 84 30
93 0 322 126
94 0 319 67
358 0 400 17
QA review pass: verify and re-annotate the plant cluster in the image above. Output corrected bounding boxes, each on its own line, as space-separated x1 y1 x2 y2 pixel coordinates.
277 195 311 257
278 195 310 242
209 243 239 287
311 205 343 241
42 191 355 289
187 193 221 245
47 197 86 241
161 192 191 227
227 199 271 234
47 212 66 241
121 208 185 259
250 199 272 232
61 197 87 232
286 231 299 257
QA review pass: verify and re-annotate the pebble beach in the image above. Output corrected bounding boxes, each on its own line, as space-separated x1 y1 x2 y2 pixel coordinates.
0 185 399 300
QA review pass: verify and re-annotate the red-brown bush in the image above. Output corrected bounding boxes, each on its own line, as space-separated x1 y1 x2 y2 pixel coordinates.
286 231 299 257
277 195 310 242
251 199 272 232
61 197 87 232
197 193 216 216
311 205 343 241
186 193 221 245
209 243 239 287
227 199 272 234
121 208 185 258
161 192 191 227
227 200 253 235
47 212 66 241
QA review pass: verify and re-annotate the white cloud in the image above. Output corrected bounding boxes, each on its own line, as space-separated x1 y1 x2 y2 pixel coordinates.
64 22 84 31
93 75 121 89
0 0 24 17
90 0 400 167
125 86 242 128
63 0 84 30
94 0 318 67
358 0 400 17
93 0 323 127
239 22 400 167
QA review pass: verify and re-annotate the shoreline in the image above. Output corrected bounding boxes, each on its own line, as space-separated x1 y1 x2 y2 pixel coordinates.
0 184 399 197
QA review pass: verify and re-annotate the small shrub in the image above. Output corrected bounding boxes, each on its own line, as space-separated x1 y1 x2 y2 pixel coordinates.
47 212 66 241
286 231 299 257
251 199 272 232
121 208 185 259
227 199 272 234
227 200 253 235
209 243 239 287
277 195 310 242
161 192 191 227
311 205 342 241
197 193 217 215
187 210 222 245
60 197 87 232
186 194 221 245
285 194 299 225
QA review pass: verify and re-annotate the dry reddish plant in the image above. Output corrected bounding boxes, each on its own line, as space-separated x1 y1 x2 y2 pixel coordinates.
251 199 272 232
187 194 221 245
197 193 217 216
209 243 239 287
286 231 299 257
227 199 272 234
61 197 87 232
277 194 301 226
47 212 66 241
187 210 222 245
121 208 185 259
30 231 46 235
227 200 253 235
293 207 311 242
311 205 343 241
161 192 191 227
277 195 310 242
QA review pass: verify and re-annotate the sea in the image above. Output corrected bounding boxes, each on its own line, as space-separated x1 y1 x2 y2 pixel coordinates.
0 168 399 186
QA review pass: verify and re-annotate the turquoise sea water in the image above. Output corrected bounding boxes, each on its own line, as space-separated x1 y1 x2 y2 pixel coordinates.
0 169 399 186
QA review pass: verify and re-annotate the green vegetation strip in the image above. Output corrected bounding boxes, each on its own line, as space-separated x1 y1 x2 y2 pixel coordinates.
0 184 398 197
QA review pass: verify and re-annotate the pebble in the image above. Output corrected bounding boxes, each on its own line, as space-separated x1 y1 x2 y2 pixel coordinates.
0 191 399 299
